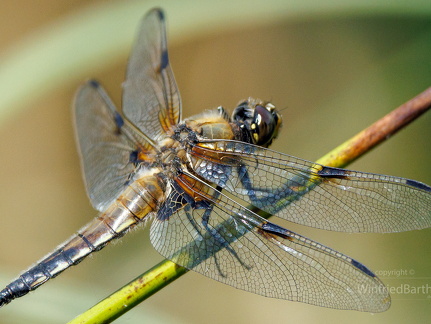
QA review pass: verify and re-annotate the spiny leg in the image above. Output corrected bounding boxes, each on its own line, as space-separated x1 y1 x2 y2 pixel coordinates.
199 188 251 274
237 164 314 211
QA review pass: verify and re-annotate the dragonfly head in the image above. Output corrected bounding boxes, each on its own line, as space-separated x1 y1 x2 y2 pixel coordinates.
232 98 282 147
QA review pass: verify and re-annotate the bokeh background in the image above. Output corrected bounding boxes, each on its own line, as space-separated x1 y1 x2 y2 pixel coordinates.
1 1 431 323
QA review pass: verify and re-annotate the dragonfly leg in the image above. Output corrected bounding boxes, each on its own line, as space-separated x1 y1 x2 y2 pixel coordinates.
200 191 251 274
237 164 312 213
182 203 226 277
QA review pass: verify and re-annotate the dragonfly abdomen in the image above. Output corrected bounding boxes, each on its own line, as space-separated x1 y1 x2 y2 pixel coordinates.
0 171 165 307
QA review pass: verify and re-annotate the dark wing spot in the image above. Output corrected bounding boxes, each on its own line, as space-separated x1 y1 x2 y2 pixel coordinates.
157 192 188 221
155 8 165 21
114 111 124 129
88 79 100 88
157 180 198 221
160 50 169 70
129 150 139 163
351 259 376 277
406 179 431 192
260 222 293 241
318 166 352 180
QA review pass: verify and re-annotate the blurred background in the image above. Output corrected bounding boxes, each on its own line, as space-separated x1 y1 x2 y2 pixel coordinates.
1 1 431 323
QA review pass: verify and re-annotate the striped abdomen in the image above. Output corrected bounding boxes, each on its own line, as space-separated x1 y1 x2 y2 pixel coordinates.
0 171 165 307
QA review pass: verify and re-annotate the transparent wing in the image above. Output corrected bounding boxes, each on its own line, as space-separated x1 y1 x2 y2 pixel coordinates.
189 140 431 233
122 8 181 142
74 80 156 211
150 174 390 312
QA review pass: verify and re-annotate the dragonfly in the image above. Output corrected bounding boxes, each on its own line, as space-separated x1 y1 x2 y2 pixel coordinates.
1 8 430 313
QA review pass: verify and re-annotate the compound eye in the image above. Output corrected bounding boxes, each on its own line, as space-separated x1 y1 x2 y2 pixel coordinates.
251 105 279 146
